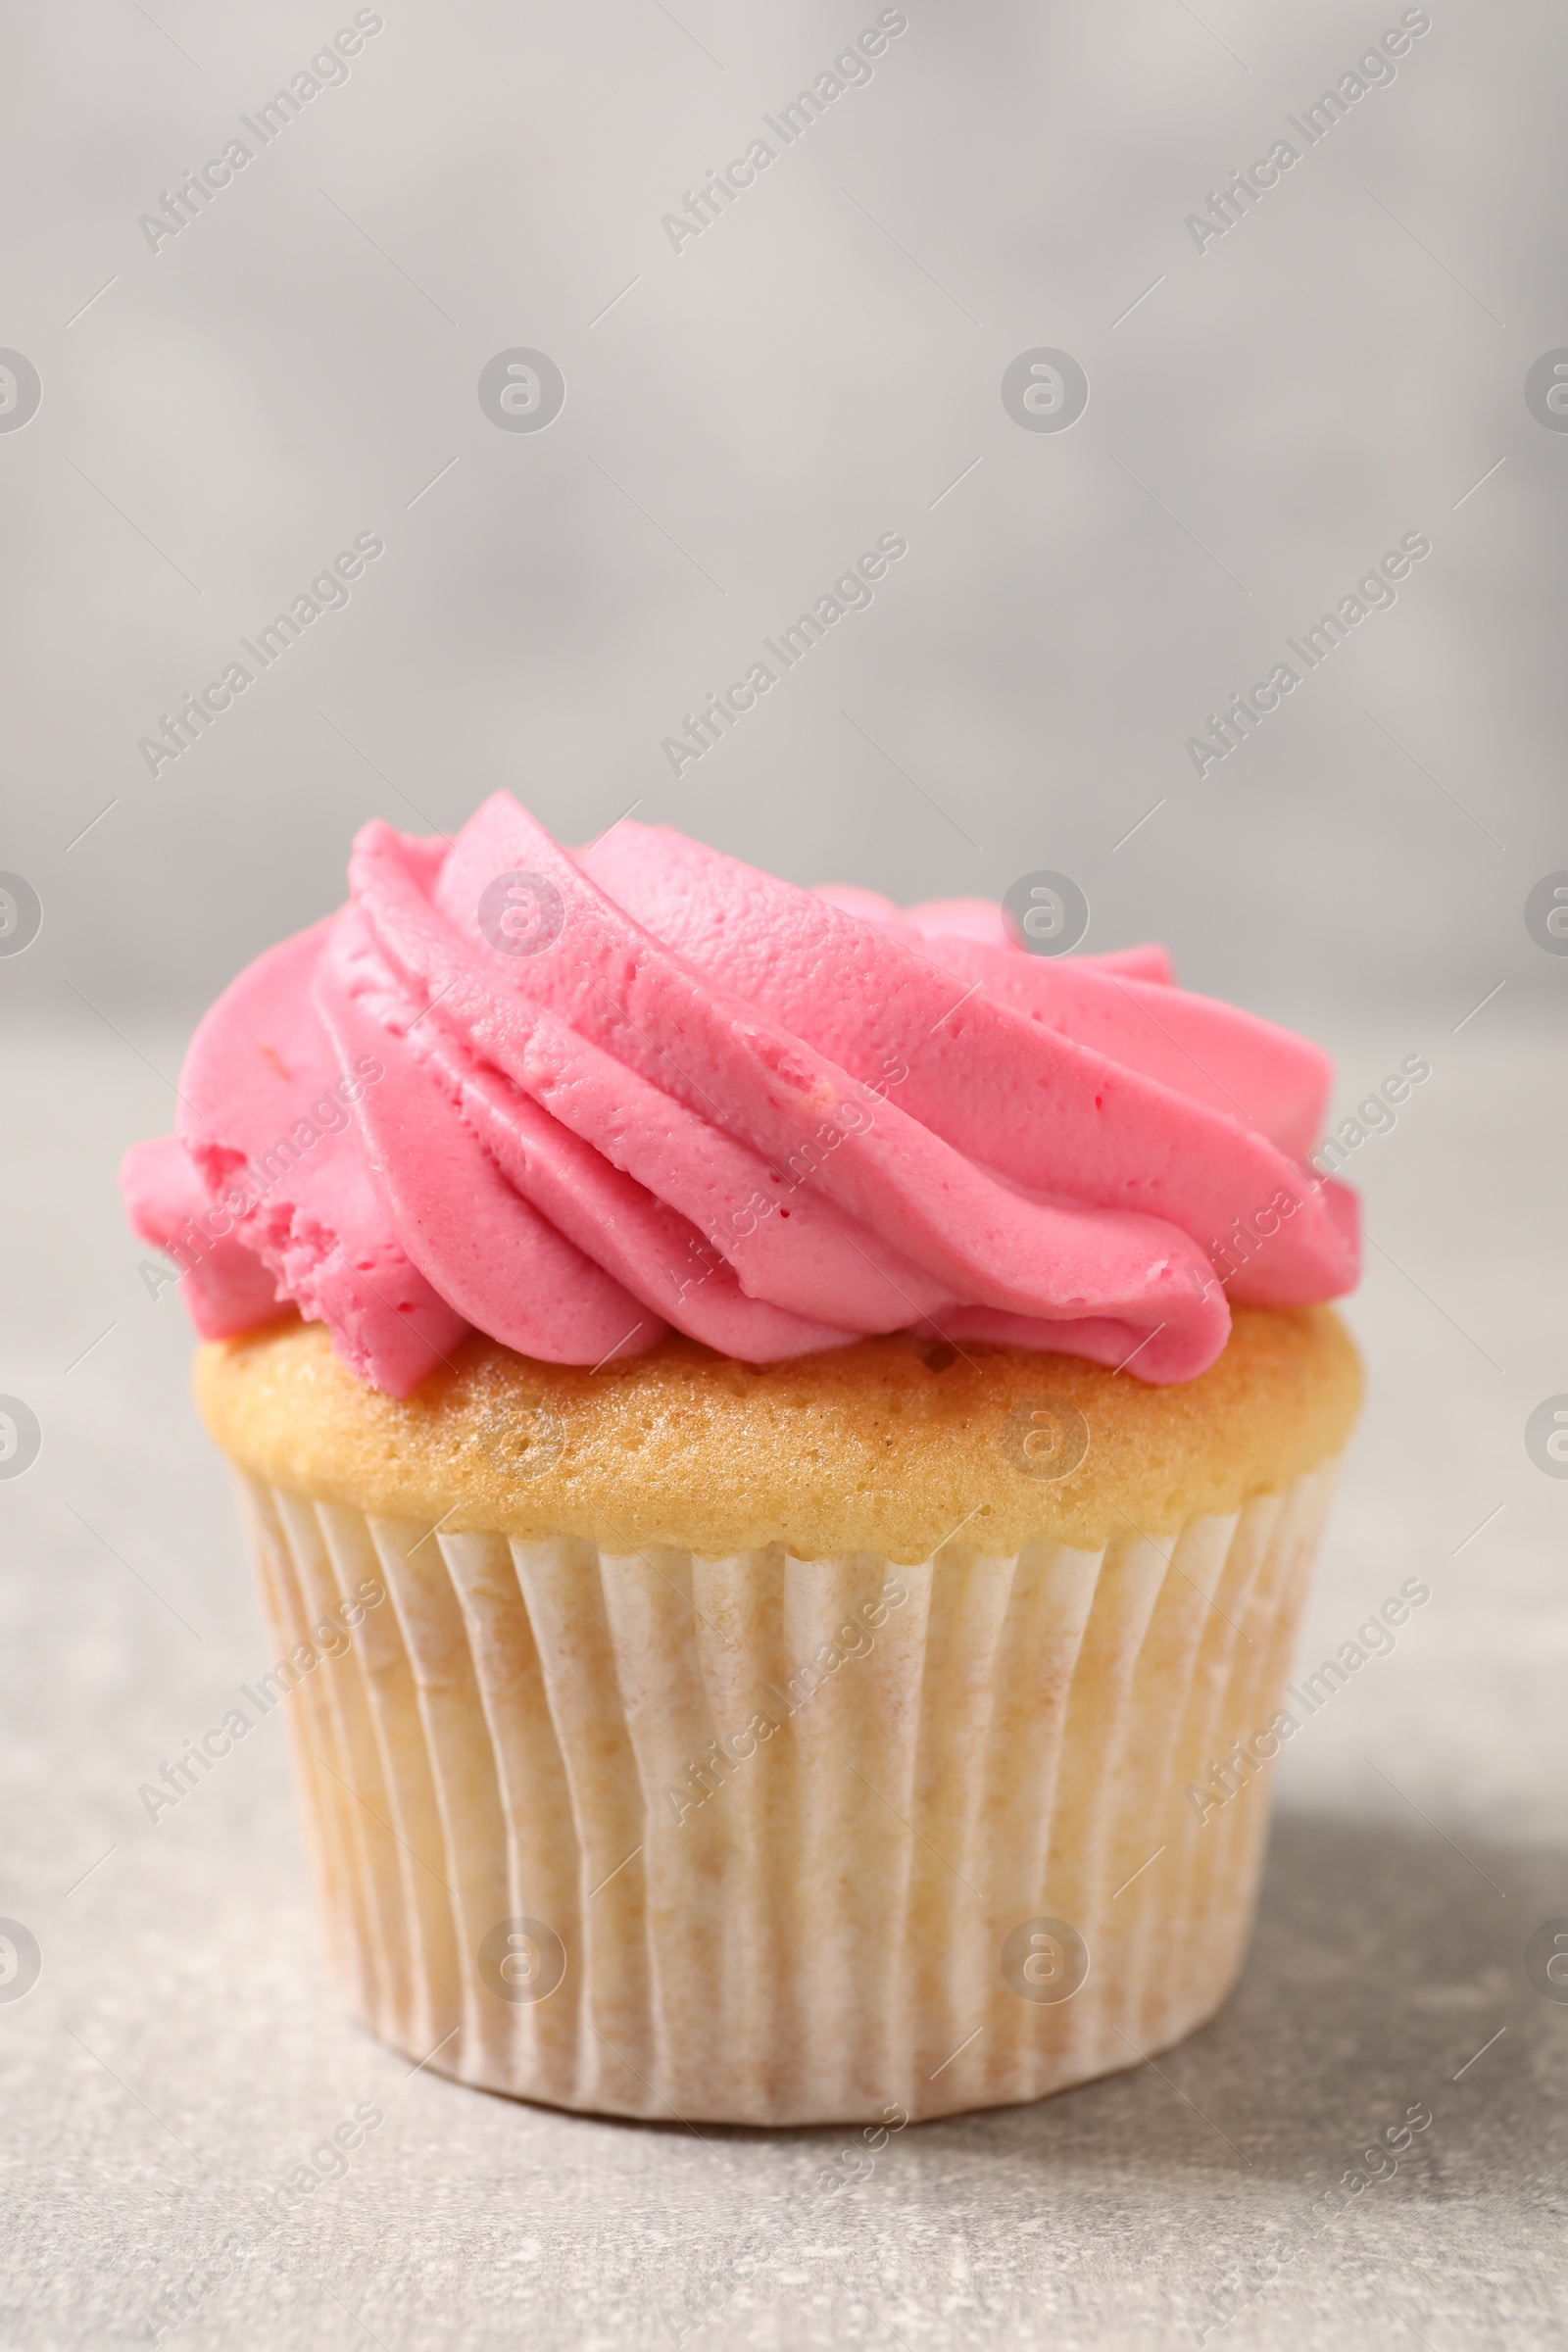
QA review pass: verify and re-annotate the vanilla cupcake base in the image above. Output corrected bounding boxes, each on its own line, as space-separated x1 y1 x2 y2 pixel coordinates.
238 1454 1342 2127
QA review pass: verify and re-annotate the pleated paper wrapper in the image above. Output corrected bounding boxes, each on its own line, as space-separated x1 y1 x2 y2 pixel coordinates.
237 1456 1342 2127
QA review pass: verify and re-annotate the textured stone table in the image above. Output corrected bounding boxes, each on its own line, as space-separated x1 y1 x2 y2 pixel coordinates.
2 1011 1564 2350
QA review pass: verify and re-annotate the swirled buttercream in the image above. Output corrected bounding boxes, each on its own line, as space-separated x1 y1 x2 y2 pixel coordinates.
121 794 1357 1394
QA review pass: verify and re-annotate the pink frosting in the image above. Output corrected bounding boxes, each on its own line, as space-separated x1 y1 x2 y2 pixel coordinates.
120 793 1358 1396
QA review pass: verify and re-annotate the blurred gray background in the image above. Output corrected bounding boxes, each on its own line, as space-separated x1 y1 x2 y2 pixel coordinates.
3 2 1567 2347
2 0 1564 1029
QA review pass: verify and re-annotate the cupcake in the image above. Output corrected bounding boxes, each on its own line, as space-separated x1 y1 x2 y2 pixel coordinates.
122 794 1360 2126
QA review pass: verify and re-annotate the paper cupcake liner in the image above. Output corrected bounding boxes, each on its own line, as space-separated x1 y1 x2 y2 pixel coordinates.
236 1458 1342 2127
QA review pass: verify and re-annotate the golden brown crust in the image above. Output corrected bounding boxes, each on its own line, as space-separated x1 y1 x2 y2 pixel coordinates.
193 1306 1362 1559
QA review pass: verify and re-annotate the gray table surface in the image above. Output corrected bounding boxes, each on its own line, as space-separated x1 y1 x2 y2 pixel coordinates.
3 1007 1565 2351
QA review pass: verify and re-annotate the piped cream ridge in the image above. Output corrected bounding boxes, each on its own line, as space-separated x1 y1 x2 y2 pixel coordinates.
122 795 1359 1397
